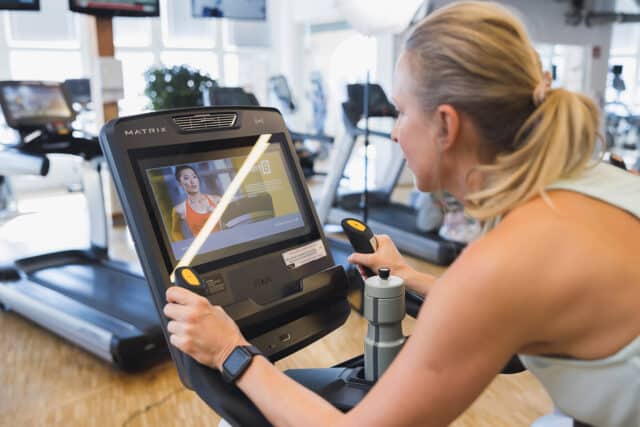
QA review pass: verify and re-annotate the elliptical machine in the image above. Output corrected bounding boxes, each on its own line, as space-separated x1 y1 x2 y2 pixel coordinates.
0 81 166 371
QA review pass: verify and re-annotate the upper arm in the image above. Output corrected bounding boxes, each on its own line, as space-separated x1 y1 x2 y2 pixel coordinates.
171 206 184 241
343 225 552 427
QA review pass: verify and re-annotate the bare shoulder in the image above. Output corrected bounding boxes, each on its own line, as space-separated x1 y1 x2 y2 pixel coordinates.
207 194 221 204
173 202 186 217
456 191 640 351
433 195 588 340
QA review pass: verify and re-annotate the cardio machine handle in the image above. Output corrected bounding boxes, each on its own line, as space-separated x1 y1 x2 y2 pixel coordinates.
340 218 377 277
341 217 425 318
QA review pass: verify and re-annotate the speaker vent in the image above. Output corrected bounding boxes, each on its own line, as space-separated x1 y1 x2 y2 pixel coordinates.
172 112 238 132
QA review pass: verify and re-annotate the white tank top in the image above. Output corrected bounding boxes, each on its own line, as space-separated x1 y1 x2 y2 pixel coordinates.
519 162 640 427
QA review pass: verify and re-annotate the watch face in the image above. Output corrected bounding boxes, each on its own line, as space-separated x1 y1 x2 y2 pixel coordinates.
224 347 251 378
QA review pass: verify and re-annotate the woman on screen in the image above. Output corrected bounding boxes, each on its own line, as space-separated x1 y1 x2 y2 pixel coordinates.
171 165 221 241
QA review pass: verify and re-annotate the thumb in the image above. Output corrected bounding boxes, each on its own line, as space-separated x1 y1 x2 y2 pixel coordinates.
348 252 373 266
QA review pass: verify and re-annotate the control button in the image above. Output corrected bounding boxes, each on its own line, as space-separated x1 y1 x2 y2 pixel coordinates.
278 333 292 343
346 219 366 232
181 269 201 286
204 276 225 295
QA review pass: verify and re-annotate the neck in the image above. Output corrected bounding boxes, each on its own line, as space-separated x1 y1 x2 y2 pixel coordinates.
442 121 486 203
441 156 483 204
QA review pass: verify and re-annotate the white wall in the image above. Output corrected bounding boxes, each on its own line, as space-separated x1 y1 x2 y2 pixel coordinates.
429 0 615 106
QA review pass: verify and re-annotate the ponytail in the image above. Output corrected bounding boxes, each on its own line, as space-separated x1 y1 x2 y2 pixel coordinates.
465 89 602 220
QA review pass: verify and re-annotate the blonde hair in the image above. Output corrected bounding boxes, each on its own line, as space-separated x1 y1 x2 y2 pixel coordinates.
404 1 602 220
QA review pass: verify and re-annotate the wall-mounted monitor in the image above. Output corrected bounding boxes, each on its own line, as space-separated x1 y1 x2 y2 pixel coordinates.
192 0 266 20
69 0 159 17
0 0 40 11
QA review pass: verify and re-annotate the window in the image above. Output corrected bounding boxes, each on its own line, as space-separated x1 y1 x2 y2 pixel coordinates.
606 0 640 109
160 51 219 80
535 43 587 94
224 52 268 102
0 0 270 116
10 50 83 81
161 0 216 48
4 0 84 82
113 18 152 48
5 0 78 48
116 51 155 115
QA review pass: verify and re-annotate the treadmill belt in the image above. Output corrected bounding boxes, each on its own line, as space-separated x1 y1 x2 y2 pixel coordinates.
30 262 159 331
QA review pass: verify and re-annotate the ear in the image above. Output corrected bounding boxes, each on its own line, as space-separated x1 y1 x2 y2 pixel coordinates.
435 104 460 152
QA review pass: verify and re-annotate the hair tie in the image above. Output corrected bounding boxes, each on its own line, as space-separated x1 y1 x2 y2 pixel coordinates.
533 71 552 106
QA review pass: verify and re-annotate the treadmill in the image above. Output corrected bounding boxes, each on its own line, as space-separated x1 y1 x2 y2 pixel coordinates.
0 81 167 371
316 83 465 266
203 85 333 179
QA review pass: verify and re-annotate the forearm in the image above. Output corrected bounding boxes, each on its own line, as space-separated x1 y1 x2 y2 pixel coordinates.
236 356 344 427
399 266 437 296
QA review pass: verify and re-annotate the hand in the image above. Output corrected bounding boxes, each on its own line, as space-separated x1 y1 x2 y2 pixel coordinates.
348 234 413 283
164 286 249 370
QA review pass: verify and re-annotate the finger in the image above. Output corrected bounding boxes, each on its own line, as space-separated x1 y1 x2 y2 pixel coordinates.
166 320 185 335
348 252 372 265
166 285 205 305
163 302 192 321
169 333 190 352
357 265 368 280
376 234 394 247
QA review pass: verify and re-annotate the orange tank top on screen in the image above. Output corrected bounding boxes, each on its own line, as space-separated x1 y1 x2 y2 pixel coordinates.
185 196 219 237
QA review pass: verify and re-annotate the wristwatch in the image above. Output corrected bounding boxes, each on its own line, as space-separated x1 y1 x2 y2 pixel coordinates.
221 345 263 383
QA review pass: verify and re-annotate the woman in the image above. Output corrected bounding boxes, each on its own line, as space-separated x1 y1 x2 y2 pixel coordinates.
163 2 640 426
170 165 221 241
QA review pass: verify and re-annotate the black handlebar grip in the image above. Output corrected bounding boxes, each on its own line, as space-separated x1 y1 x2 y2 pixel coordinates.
173 266 207 296
340 218 378 278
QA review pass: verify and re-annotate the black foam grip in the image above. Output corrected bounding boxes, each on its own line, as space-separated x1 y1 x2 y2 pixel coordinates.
340 218 376 278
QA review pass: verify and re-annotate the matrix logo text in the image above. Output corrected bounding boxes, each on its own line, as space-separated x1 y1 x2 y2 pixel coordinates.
124 127 168 136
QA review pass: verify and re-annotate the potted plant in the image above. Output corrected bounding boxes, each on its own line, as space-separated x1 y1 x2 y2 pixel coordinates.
144 65 217 110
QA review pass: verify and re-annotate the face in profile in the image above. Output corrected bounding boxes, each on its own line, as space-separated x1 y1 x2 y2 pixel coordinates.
178 168 200 194
391 52 441 192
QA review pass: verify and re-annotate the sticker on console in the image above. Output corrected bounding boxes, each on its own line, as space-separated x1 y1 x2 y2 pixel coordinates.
282 240 327 270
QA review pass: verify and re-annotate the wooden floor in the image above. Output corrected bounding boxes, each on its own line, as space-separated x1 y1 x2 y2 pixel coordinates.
0 192 553 427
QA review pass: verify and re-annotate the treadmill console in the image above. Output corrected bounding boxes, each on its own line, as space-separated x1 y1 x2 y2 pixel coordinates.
132 133 333 317
100 107 350 396
0 81 75 130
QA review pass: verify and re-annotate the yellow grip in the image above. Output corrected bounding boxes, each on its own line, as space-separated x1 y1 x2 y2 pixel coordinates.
181 269 201 286
346 219 366 232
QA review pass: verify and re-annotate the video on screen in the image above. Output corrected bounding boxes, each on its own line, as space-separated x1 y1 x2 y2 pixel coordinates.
2 84 72 121
145 146 304 260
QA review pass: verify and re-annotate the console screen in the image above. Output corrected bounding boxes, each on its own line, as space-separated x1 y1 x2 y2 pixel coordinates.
1 84 72 121
138 137 310 267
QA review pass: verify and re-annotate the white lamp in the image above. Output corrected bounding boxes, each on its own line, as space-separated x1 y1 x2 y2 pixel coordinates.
334 0 425 36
